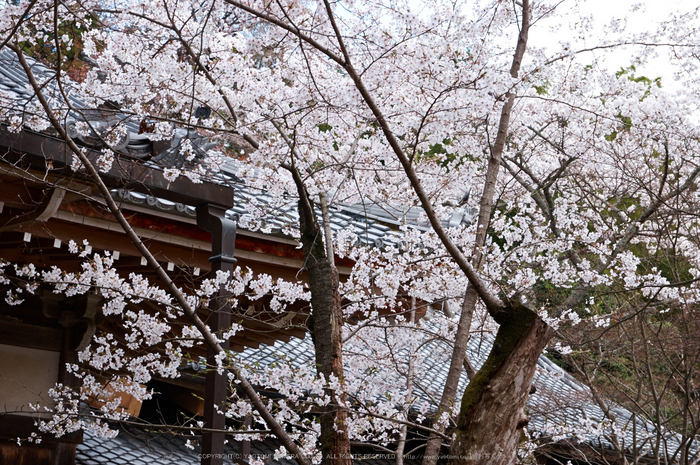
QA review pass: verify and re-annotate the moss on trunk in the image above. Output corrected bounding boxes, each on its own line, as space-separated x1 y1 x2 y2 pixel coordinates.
449 303 553 465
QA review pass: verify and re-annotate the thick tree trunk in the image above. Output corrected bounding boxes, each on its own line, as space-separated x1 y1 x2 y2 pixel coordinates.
448 307 553 465
291 175 351 465
303 232 350 465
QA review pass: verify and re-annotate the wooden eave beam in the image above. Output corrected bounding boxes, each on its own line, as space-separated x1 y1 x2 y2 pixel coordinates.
0 186 65 232
0 318 63 351
0 125 233 210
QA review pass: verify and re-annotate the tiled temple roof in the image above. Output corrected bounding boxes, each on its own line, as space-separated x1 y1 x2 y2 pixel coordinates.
3 47 694 464
0 47 475 248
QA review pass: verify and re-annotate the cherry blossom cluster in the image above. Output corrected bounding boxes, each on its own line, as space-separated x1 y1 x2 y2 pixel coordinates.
4 0 700 459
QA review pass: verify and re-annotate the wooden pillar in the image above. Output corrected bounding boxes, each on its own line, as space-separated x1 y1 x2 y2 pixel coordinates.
234 415 252 464
197 204 237 465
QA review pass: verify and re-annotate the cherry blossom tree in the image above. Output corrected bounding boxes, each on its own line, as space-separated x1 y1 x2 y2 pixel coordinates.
3 0 700 464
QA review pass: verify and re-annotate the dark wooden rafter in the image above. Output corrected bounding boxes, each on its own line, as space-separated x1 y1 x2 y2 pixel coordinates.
0 186 65 232
0 125 233 210
1 216 311 346
0 232 309 354
0 317 63 351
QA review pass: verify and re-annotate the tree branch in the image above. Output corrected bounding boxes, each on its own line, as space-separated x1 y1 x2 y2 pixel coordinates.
8 43 311 465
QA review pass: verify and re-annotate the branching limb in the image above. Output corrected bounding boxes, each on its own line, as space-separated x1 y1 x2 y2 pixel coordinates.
8 42 312 465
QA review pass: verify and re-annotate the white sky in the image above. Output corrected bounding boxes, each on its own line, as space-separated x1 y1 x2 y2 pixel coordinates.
530 0 697 92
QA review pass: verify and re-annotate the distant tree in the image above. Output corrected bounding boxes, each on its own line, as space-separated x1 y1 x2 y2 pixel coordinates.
559 257 700 464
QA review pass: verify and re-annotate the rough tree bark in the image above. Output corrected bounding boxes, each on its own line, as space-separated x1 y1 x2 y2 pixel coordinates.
448 305 552 464
422 3 531 463
285 165 351 465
